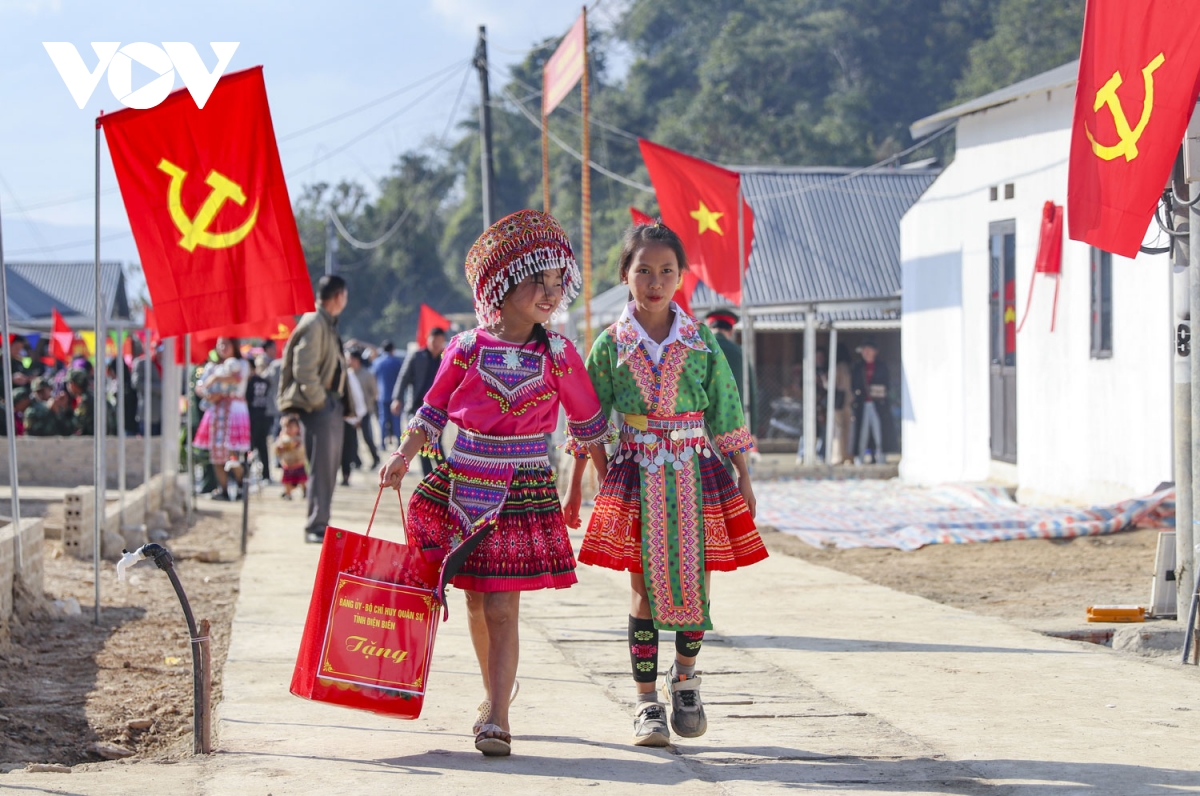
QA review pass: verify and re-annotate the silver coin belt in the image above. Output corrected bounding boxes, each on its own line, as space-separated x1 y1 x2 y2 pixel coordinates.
611 416 712 474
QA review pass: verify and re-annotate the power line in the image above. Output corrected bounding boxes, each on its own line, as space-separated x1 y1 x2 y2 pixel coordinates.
498 83 653 194
7 230 132 257
279 59 470 143
287 63 472 179
743 123 957 202
329 64 473 251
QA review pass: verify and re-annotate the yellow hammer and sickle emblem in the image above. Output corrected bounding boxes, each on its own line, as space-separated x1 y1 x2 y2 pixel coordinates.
157 158 260 252
1085 52 1166 162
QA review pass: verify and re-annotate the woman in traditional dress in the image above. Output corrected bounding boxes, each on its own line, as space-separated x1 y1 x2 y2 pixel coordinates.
572 222 767 747
379 210 612 757
193 337 251 500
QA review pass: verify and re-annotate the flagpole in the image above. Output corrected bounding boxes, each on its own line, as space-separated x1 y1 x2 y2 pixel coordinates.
737 182 752 431
185 335 193 527
143 327 152 490
142 326 151 489
0 195 24 579
117 328 126 529
580 4 593 348
542 110 551 214
93 117 106 626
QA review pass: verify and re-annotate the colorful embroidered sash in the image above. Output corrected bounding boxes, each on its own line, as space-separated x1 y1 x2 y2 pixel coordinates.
616 412 711 630
436 430 550 603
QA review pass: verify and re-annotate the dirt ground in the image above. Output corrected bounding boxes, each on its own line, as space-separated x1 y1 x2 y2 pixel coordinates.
759 524 1161 627
0 507 245 768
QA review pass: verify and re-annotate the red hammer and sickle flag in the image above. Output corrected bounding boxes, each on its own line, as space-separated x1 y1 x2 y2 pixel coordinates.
1068 0 1200 258
100 67 313 338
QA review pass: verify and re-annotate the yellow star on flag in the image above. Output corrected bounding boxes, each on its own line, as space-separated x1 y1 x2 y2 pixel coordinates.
690 201 725 236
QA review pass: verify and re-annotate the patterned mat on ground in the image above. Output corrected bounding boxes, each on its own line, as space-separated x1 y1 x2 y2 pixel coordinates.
754 479 1174 550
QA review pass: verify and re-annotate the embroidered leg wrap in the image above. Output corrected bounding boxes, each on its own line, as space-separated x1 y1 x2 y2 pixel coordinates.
676 630 705 658
629 615 659 683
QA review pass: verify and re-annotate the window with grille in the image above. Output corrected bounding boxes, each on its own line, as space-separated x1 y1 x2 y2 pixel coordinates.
1090 247 1113 358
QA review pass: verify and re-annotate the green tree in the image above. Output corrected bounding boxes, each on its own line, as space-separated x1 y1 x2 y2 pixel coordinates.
954 0 1085 102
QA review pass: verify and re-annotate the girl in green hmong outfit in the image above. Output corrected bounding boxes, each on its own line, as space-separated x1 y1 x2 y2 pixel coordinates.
569 223 767 747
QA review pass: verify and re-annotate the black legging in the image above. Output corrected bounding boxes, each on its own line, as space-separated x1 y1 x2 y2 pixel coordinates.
341 421 361 481
250 414 271 481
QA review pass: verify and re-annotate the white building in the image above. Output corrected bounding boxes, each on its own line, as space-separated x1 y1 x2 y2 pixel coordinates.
900 61 1173 506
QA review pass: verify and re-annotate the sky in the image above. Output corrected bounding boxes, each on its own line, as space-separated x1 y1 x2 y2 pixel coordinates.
0 0 619 292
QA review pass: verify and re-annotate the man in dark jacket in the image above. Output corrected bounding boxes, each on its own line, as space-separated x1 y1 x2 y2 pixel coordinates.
278 275 349 543
851 339 893 464
389 327 446 475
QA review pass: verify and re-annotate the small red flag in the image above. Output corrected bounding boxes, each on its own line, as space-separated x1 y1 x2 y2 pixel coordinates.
100 67 313 338
1068 0 1200 257
51 308 74 362
630 206 696 315
416 304 451 349
638 139 753 306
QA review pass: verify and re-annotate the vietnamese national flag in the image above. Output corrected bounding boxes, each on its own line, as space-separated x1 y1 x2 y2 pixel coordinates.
416 304 452 348
1068 0 1200 257
51 307 74 361
100 67 313 338
630 206 697 315
638 139 753 306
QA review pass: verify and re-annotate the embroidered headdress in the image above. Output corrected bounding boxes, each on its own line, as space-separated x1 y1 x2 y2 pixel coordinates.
465 209 581 326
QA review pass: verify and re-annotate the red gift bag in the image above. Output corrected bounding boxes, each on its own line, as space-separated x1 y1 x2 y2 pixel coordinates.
290 489 442 719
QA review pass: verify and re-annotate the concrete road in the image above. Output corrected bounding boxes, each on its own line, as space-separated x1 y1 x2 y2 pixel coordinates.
5 474 1199 795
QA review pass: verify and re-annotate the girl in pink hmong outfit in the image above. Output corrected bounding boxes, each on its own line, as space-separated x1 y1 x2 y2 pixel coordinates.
379 210 611 758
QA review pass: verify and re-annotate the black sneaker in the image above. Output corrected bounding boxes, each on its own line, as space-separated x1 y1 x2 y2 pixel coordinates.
660 663 707 738
632 702 670 747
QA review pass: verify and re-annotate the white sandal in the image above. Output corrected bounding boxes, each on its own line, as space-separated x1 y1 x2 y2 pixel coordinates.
472 679 520 735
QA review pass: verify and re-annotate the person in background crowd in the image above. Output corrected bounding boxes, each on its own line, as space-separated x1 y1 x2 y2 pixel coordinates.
390 327 447 476
193 337 251 500
705 310 757 436
274 414 307 500
247 354 275 482
371 340 404 447
107 356 138 434
852 339 892 465
0 386 33 435
25 378 70 436
340 354 368 486
66 369 95 435
278 275 349 544
830 343 853 464
8 335 31 387
132 343 162 436
349 348 381 469
260 339 283 438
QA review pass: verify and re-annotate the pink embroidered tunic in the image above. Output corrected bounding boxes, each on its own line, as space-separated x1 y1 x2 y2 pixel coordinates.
405 327 613 595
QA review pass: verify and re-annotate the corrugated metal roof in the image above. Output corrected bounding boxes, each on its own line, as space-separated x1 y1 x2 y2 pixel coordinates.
5 262 130 322
909 60 1078 139
690 167 938 308
5 268 65 322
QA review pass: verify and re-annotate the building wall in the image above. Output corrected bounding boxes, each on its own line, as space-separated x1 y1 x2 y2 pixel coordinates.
900 84 1172 504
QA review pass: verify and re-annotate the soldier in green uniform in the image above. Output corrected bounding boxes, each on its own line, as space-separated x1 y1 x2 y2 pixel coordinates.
25 378 71 436
66 369 96 436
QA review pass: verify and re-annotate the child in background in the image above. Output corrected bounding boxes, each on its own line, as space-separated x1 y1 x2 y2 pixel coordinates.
571 222 767 748
274 414 308 500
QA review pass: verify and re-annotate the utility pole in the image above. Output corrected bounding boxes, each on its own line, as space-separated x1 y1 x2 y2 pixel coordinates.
474 25 495 229
324 215 337 276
